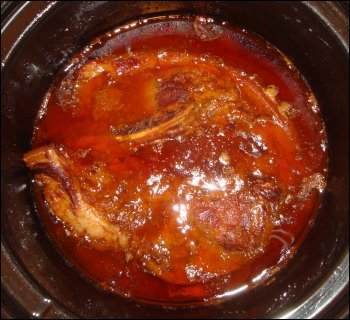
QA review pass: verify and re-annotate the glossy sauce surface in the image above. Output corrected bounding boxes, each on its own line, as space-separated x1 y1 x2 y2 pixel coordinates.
29 17 328 303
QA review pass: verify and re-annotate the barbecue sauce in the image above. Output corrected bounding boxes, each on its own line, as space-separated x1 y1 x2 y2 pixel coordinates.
29 16 328 304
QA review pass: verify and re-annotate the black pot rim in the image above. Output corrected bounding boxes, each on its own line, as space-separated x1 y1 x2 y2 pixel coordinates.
1 1 348 319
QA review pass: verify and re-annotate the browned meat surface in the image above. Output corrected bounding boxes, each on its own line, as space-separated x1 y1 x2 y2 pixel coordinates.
24 146 128 247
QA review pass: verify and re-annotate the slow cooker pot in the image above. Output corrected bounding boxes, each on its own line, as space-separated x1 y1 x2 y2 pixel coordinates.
1 1 348 318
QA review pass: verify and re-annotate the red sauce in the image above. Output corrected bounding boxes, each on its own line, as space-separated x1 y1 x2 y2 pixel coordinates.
28 16 328 304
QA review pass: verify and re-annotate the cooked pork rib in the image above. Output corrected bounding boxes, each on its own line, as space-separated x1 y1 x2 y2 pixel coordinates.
24 146 128 247
71 51 287 143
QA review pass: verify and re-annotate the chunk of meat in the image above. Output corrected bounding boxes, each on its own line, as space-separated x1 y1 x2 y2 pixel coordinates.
69 51 287 143
23 146 128 248
191 190 276 257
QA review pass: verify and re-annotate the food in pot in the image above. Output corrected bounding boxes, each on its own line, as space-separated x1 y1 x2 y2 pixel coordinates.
24 16 328 303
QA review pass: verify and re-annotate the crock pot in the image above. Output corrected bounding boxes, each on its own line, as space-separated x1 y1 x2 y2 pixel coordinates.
1 1 348 318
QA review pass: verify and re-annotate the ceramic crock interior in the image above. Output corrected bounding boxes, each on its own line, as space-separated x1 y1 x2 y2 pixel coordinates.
1 1 348 318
